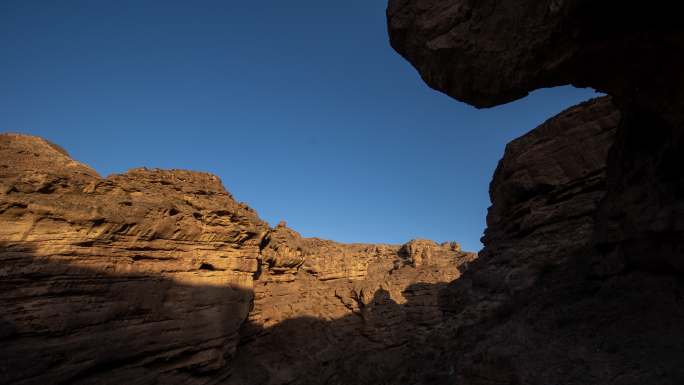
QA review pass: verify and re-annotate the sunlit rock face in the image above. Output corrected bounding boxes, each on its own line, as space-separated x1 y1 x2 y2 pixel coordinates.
0 133 267 384
388 0 684 274
0 133 477 384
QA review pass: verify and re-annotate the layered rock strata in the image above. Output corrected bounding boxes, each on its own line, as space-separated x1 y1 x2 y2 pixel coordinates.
0 133 475 384
0 133 268 384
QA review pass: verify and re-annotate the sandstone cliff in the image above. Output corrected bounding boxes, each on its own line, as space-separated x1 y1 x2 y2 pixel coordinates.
0 133 268 384
0 133 474 384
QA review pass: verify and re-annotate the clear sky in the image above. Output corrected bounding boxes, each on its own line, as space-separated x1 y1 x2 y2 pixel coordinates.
0 1 599 251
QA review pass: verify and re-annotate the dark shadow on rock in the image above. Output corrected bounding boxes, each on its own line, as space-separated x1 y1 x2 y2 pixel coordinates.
224 246 684 385
3 235 684 385
0 241 253 385
227 282 460 385
429 244 684 385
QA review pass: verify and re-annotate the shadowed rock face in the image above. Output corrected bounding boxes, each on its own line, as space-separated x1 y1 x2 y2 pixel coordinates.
387 0 684 282
387 0 684 112
388 2 684 382
230 96 684 385
386 97 684 385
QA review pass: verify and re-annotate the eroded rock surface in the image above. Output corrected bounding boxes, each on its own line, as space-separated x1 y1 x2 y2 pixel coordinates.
0 133 475 384
388 3 684 380
0 133 268 384
231 225 474 385
387 0 684 275
388 98 684 384
387 0 684 111
439 97 684 385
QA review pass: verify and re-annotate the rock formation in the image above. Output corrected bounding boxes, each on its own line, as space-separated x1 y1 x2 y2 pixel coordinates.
0 133 474 384
294 95 683 385
388 1 684 384
0 133 268 384
4 98 683 383
387 0 684 275
3 3 683 381
432 97 684 384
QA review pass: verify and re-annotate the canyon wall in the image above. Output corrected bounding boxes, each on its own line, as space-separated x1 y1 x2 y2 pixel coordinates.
229 95 684 384
417 97 684 384
5 97 682 384
387 1 684 384
387 0 684 275
230 225 474 385
3 5 683 381
0 133 474 384
0 133 267 384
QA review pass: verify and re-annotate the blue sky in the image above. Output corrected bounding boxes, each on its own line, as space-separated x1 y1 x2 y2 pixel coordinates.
0 1 599 251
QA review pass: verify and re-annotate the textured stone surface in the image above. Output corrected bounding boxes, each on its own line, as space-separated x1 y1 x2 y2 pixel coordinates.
226 96 682 385
387 0 684 111
386 98 684 385
387 0 684 274
435 97 684 385
482 97 619 274
0 133 268 384
232 225 475 385
0 133 476 384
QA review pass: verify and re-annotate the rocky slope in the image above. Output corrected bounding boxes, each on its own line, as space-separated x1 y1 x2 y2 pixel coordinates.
0 133 474 384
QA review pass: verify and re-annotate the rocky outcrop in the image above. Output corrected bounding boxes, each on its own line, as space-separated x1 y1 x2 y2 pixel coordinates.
387 0 684 111
388 1 684 377
0 133 476 384
481 97 619 281
387 0 684 275
443 97 684 385
0 133 268 384
225 95 684 385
